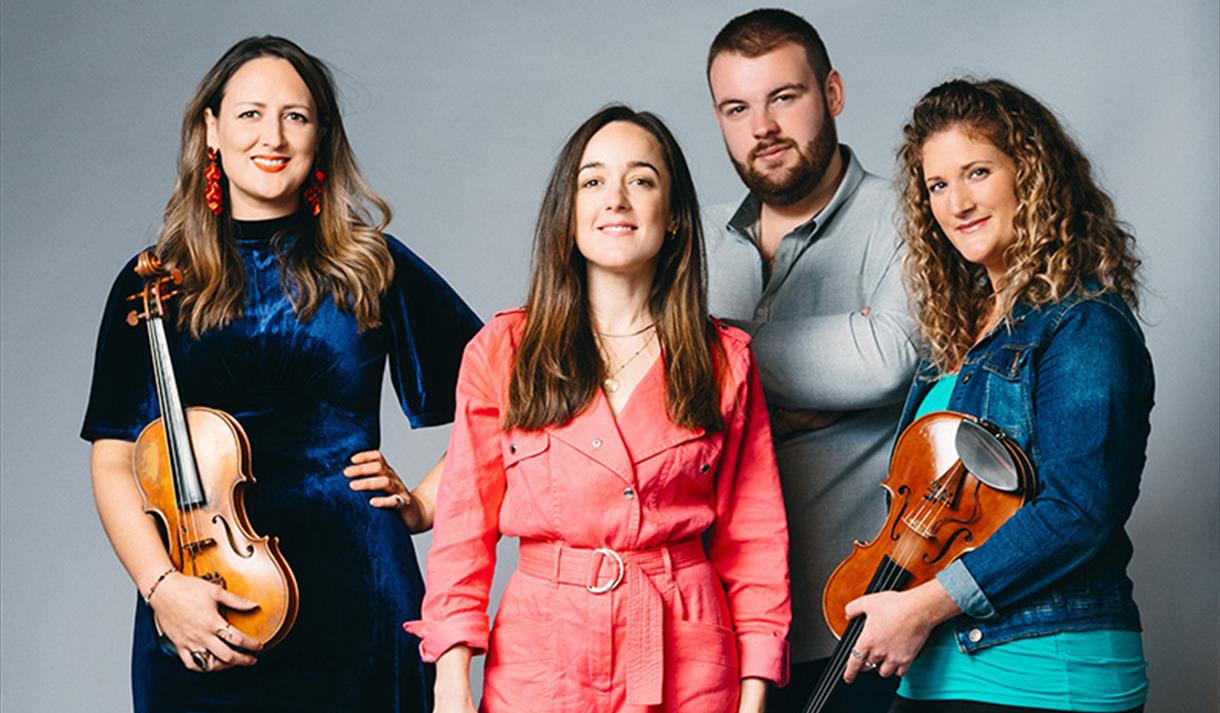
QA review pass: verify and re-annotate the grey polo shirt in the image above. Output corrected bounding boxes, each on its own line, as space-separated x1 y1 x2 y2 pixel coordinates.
704 146 920 661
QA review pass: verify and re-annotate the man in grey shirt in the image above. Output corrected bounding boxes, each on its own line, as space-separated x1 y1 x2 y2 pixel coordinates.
705 10 919 712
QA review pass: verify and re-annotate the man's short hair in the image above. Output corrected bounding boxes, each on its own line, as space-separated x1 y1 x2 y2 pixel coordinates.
707 8 832 85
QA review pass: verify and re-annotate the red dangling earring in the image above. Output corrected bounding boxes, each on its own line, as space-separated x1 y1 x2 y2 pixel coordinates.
204 147 223 216
303 168 326 217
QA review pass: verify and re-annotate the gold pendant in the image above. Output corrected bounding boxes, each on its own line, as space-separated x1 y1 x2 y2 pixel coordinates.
604 378 620 393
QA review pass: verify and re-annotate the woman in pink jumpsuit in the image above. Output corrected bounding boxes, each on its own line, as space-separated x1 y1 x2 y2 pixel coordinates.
405 106 791 712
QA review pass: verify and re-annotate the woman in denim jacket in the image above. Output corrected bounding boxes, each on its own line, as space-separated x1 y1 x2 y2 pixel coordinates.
838 79 1152 713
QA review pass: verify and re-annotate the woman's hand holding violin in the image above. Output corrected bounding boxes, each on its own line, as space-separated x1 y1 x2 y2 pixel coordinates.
145 572 263 672
841 579 960 682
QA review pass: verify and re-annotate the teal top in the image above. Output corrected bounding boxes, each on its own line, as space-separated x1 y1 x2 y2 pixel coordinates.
899 375 1148 711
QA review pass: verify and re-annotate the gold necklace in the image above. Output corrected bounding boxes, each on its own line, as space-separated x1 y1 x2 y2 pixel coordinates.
602 331 655 393
598 322 656 338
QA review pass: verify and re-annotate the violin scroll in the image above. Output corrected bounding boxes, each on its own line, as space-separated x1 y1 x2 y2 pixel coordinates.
126 250 184 326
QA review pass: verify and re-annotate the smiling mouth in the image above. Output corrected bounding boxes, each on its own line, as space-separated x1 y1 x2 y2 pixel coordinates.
252 156 290 173
598 224 638 236
957 216 990 233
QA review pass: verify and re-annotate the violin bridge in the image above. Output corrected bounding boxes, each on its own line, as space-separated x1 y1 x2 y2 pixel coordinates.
900 513 938 539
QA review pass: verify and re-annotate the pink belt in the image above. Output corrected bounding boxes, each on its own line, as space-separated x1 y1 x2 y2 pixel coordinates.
517 537 707 706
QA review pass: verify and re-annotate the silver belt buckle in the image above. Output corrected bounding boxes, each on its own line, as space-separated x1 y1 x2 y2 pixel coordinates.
586 547 625 594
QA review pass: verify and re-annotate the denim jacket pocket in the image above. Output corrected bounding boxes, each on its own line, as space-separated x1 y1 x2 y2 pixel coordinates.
980 343 1033 381
974 344 1035 445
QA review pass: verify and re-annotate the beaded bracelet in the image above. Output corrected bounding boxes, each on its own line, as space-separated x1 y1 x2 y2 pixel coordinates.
143 567 177 606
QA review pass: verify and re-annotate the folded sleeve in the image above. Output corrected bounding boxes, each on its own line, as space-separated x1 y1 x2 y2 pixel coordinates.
402 320 507 659
707 338 792 685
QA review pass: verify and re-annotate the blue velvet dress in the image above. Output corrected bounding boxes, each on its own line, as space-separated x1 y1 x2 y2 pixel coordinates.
81 214 481 712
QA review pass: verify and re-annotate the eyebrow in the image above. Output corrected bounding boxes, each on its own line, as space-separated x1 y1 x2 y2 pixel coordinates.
767 83 807 99
231 101 313 112
716 83 807 111
924 159 996 182
578 160 660 174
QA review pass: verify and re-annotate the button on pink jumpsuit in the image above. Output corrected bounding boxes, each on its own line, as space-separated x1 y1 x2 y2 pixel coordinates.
405 310 791 712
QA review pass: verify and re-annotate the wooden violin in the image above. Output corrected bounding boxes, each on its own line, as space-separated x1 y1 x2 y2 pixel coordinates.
127 250 298 652
803 411 1036 713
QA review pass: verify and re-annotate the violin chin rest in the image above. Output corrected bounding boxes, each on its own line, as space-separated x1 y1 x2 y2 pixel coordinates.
956 418 1020 493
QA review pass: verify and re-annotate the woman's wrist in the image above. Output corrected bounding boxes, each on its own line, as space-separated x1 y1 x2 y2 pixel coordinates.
435 644 473 685
401 487 434 533
738 676 767 711
141 566 178 605
912 578 962 626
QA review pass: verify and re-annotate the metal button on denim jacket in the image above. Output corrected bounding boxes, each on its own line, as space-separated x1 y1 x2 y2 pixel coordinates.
896 290 1153 652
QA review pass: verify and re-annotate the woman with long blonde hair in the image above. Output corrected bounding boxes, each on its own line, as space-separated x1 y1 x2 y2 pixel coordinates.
82 36 480 712
838 79 1151 713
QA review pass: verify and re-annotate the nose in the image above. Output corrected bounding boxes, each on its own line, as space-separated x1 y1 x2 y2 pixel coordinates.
751 106 780 139
603 182 629 212
260 117 286 148
948 185 975 217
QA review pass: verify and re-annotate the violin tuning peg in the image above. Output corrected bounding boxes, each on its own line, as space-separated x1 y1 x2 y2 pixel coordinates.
169 268 184 284
126 309 142 327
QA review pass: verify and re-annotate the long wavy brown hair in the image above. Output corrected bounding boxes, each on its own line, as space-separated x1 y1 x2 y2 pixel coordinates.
898 78 1141 372
505 105 723 432
158 35 393 336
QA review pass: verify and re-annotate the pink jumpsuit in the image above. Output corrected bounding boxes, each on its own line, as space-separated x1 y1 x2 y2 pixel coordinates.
405 310 791 712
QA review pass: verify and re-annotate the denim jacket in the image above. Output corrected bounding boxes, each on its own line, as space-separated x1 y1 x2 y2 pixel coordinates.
897 290 1153 652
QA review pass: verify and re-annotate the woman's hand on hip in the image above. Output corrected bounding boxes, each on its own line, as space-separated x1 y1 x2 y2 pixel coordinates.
147 573 262 672
842 580 960 682
345 450 428 530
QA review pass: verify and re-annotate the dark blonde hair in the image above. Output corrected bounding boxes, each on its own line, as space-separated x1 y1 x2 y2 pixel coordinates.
158 35 392 336
505 105 723 432
898 78 1141 371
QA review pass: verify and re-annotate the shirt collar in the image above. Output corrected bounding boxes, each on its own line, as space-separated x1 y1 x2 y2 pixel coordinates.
725 144 866 242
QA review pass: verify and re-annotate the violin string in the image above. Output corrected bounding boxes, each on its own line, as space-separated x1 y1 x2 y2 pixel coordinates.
814 421 1029 713
151 281 208 581
806 458 964 713
148 301 188 575
806 487 936 712
156 302 199 577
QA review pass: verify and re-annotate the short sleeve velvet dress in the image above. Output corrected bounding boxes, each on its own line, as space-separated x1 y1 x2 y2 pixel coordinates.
81 215 482 713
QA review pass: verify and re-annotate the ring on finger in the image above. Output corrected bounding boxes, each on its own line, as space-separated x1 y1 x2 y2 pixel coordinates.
849 648 866 661
391 494 407 510
216 623 233 641
190 649 212 671
863 659 879 671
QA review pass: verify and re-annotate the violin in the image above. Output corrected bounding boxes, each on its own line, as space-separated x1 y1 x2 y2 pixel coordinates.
803 411 1036 713
127 251 298 652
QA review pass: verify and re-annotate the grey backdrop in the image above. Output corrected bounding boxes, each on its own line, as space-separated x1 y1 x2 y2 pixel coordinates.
2 2 1216 711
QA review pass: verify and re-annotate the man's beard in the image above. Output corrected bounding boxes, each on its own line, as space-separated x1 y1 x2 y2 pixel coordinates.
731 116 838 207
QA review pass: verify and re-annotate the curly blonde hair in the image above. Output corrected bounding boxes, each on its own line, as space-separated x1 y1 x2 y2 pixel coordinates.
898 78 1141 372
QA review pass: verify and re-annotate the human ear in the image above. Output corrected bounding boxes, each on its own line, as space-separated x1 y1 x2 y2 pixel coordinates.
824 70 846 118
204 107 219 150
